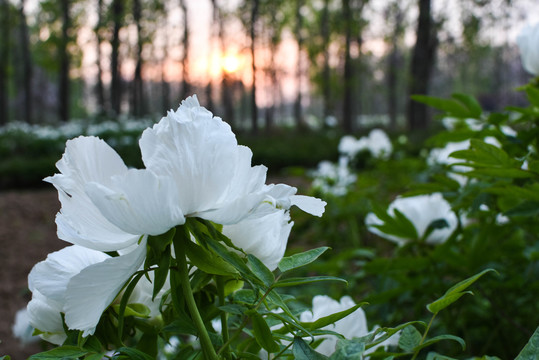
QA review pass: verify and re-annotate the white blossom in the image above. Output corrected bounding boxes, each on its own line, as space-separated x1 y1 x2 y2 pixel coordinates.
517 22 539 76
365 193 458 246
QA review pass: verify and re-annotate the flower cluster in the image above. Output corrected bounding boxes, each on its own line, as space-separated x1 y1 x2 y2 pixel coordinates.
310 157 357 196
25 96 326 341
339 129 393 160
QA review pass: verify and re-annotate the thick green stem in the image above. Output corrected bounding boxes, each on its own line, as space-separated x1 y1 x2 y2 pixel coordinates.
175 239 219 360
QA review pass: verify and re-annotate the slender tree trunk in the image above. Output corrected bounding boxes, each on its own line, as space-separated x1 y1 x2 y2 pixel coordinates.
18 0 32 123
95 0 105 114
321 0 331 121
250 0 259 134
386 3 404 131
110 0 123 115
407 0 437 131
132 0 144 117
179 0 190 100
342 0 354 133
294 0 304 129
59 0 70 122
0 0 10 125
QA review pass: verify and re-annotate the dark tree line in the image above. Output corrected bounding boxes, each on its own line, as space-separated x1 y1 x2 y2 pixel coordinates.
0 0 530 133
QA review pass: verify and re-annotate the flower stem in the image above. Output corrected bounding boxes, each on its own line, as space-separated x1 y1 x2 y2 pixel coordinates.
216 276 230 359
411 312 437 360
175 235 219 360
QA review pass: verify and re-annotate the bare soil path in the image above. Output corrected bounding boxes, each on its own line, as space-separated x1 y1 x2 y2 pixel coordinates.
0 189 63 359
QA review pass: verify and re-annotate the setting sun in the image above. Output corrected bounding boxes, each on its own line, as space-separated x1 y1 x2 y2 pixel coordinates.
221 54 241 74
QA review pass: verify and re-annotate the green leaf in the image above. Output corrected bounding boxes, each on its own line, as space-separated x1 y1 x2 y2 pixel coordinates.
304 303 365 331
113 347 155 360
525 85 539 107
329 338 366 359
250 311 280 353
426 352 458 360
146 228 175 299
504 201 539 217
370 205 419 240
451 93 482 118
117 271 145 339
278 247 330 273
28 346 89 359
274 276 347 288
419 334 466 351
162 318 198 336
248 254 275 287
292 337 330 360
426 268 497 314
411 95 471 117
450 139 512 167
515 326 539 360
398 325 422 352
185 238 238 276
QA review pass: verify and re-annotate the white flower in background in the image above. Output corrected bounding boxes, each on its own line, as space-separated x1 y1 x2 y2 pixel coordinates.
12 308 40 345
517 22 539 76
427 140 471 185
338 129 392 160
365 193 458 246
311 157 357 196
300 296 399 356
441 117 482 131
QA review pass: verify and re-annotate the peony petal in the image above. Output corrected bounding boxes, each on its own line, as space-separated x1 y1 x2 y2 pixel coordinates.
26 291 66 345
28 246 109 303
46 136 139 252
290 195 327 217
64 239 147 336
85 169 185 236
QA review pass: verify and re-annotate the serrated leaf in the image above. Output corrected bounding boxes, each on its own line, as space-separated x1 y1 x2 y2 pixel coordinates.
28 346 89 359
250 311 280 353
304 303 365 331
248 254 275 287
185 238 238 276
278 247 330 273
515 326 539 360
293 337 330 360
398 325 422 352
427 268 497 314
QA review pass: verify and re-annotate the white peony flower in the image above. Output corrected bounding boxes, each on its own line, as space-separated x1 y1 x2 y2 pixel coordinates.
365 193 458 246
311 157 357 196
300 295 399 356
41 95 326 337
27 243 160 338
517 22 539 76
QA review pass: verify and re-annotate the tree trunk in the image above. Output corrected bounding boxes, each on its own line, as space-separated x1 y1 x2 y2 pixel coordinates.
321 0 331 121
179 0 190 100
0 0 10 125
59 0 70 122
250 0 259 134
294 0 304 129
110 0 123 115
386 2 404 131
341 0 354 133
95 0 105 114
132 0 144 117
407 0 437 131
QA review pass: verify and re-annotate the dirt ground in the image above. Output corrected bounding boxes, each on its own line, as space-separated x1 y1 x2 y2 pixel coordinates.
0 189 64 359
